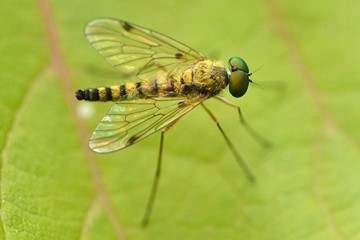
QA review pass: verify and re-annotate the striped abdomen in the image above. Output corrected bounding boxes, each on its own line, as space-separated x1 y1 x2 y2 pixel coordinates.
76 83 142 101
76 78 180 102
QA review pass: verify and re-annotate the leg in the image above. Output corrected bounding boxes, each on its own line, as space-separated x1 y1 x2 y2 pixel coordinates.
200 103 256 182
215 96 271 148
141 121 179 226
141 130 164 226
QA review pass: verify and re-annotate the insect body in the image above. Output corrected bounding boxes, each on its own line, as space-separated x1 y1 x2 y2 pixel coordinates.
76 18 265 225
76 59 228 102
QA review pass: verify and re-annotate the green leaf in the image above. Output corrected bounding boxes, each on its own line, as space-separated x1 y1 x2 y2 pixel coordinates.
1 0 359 239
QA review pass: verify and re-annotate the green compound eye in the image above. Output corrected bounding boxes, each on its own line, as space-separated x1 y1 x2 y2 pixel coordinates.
229 57 249 73
228 57 251 98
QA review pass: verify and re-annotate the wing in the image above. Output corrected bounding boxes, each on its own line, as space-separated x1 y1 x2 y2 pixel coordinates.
89 97 205 153
85 18 206 81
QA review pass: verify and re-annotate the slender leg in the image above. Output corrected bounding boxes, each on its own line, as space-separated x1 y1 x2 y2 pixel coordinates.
200 103 256 182
141 120 179 226
142 130 165 226
215 96 271 148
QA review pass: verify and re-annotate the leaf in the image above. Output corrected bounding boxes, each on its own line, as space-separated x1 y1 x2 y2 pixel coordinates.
1 0 359 239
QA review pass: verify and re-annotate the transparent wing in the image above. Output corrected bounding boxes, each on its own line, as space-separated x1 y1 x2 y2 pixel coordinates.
85 18 206 81
89 97 204 153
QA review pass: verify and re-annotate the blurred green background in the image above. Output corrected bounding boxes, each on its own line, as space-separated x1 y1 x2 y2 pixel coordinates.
1 0 359 239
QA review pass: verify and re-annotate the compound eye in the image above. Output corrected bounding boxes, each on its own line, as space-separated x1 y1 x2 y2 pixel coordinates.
229 57 249 73
229 70 250 98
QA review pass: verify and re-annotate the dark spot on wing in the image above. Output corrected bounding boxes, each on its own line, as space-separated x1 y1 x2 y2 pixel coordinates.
175 53 183 59
178 101 186 108
127 135 139 146
121 21 133 32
